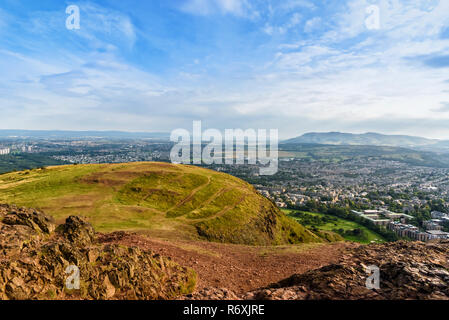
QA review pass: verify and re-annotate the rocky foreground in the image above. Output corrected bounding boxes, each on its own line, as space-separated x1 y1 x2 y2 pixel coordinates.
186 241 449 300
1 204 449 300
0 204 196 300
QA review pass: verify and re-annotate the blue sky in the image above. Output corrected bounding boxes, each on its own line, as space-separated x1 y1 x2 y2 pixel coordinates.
0 0 449 139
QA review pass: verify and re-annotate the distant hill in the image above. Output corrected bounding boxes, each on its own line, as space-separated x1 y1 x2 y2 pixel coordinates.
0 162 327 245
0 129 170 140
283 132 438 148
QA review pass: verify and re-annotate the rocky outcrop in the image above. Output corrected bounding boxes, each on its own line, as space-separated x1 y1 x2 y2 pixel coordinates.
3 203 449 301
243 240 449 300
1 204 56 234
0 204 196 300
59 215 95 246
184 240 449 300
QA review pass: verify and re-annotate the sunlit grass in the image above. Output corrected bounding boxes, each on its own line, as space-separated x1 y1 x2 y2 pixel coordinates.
0 162 321 245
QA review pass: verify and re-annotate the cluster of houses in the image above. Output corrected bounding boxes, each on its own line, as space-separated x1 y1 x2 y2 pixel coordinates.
256 186 321 208
351 209 449 241
0 148 10 155
255 183 449 242
0 146 31 155
21 146 33 153
422 211 449 231
351 209 414 226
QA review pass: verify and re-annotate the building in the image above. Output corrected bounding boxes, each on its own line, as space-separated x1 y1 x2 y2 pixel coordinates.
21 146 33 153
431 211 448 219
423 220 443 231
426 230 449 240
352 209 413 226
0 148 10 155
364 209 382 214
275 201 287 208
383 212 414 220
366 217 390 226
416 232 431 242
388 221 449 241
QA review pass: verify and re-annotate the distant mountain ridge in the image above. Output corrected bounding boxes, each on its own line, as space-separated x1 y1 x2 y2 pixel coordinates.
283 132 441 148
0 129 170 140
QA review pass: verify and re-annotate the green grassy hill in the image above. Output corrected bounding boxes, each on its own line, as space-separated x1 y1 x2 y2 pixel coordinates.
0 162 324 245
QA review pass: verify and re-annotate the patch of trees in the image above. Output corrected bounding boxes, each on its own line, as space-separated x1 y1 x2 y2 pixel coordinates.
333 227 368 241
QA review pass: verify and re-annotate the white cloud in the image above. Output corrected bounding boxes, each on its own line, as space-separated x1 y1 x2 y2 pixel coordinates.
218 0 245 14
288 12 302 27
197 0 449 138
180 0 252 17
2 0 449 138
0 8 10 31
253 0 448 132
262 23 275 35
303 17 321 33
279 0 316 11
263 12 302 35
25 2 137 49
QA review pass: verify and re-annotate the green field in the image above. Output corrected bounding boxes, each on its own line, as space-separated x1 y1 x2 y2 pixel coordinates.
284 209 385 244
0 162 324 245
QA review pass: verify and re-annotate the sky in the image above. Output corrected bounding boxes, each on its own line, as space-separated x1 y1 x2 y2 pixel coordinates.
0 0 449 139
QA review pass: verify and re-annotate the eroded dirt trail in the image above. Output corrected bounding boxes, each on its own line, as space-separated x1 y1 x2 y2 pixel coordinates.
98 232 356 294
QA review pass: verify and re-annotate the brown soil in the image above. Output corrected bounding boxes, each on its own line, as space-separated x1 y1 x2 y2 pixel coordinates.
98 231 356 294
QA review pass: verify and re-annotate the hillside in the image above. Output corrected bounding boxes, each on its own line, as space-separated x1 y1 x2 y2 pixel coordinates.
284 132 437 148
0 162 322 245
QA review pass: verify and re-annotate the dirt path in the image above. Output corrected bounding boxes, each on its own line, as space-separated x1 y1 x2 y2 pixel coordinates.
98 232 357 294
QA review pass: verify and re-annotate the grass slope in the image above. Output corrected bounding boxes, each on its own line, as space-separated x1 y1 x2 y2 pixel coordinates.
0 162 323 245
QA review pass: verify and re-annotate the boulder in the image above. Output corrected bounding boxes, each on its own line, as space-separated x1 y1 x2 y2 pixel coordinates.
2 205 55 234
60 215 95 246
